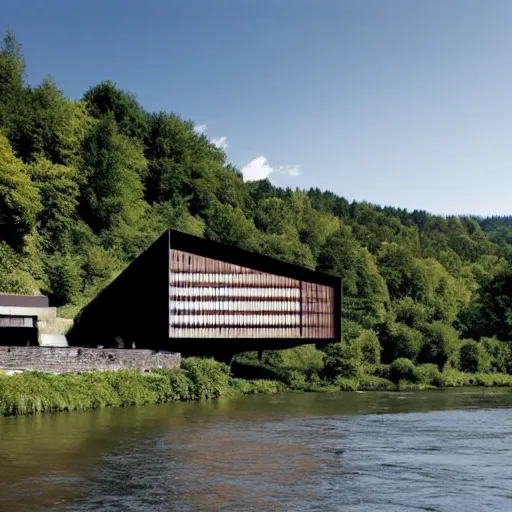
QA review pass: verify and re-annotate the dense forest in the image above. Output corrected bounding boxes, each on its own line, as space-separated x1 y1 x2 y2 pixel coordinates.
2 30 512 383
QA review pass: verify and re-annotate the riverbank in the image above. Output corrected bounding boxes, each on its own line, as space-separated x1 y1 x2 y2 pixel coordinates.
0 358 283 416
2 356 512 416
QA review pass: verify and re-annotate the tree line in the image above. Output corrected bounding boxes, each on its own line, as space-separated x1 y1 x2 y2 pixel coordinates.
1 30 512 376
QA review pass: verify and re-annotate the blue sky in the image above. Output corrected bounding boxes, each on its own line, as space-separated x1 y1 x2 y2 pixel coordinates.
3 0 512 216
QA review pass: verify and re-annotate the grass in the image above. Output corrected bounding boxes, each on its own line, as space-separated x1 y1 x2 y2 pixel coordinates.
0 358 282 416
2 353 512 417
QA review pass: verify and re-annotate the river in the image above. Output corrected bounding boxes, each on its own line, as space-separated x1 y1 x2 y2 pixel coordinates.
1 389 512 511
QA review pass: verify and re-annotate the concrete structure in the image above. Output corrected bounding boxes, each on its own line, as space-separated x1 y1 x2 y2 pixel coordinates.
0 346 180 374
69 230 342 358
0 294 69 346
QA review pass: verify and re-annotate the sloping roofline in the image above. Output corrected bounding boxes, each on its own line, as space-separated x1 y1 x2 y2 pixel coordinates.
168 230 340 288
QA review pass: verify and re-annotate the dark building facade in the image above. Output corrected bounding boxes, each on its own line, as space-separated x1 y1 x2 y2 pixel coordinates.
69 230 342 357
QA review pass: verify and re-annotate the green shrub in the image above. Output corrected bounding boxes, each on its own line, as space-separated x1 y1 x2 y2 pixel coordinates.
391 324 423 361
418 322 459 369
82 246 119 288
45 253 83 305
341 320 363 342
442 368 474 387
0 357 289 417
415 363 444 386
397 380 426 391
380 321 423 363
352 330 381 365
393 297 428 328
281 369 308 390
230 360 281 381
0 242 40 294
459 341 491 373
164 368 194 400
389 358 417 383
322 356 361 381
320 342 346 359
441 369 512 388
357 375 394 390
308 372 323 388
230 378 283 395
278 345 325 373
480 337 511 373
260 350 285 368
320 341 362 381
181 357 231 400
335 377 358 391
472 373 512 387
370 364 391 380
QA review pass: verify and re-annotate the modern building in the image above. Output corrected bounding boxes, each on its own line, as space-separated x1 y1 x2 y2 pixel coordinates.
68 230 342 358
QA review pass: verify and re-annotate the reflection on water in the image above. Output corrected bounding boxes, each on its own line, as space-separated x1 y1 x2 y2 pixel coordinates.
1 389 512 511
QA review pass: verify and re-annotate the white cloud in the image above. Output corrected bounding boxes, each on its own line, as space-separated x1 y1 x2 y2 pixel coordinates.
211 136 228 151
193 123 208 136
241 156 273 181
193 123 228 152
242 156 301 182
276 164 301 177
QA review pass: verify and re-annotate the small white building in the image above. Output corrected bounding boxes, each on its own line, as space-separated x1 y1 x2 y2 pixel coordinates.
0 294 68 347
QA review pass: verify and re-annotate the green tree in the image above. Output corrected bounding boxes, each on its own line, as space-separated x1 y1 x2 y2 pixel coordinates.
0 133 41 250
480 337 512 373
0 242 39 294
389 358 417 383
144 112 227 210
351 329 381 365
477 269 512 341
10 79 91 165
78 114 147 234
318 229 389 327
418 322 459 369
259 233 316 268
28 156 79 252
204 201 261 251
82 246 119 290
0 30 27 133
83 81 148 140
254 197 295 236
377 243 427 301
44 253 83 306
392 297 428 328
459 341 490 373
151 199 205 237
379 320 423 363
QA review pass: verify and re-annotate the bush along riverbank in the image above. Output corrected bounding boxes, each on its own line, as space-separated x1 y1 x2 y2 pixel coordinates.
0 358 283 416
3 338 512 417
231 335 512 393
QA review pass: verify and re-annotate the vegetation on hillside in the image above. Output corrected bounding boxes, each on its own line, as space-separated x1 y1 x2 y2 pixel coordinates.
2 30 512 389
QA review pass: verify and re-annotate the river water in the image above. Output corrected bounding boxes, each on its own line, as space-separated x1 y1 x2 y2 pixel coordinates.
1 389 512 511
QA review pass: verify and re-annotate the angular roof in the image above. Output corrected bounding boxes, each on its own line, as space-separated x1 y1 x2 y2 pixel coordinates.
0 295 49 308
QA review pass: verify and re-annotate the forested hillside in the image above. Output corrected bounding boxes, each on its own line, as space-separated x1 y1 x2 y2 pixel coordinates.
1 31 512 376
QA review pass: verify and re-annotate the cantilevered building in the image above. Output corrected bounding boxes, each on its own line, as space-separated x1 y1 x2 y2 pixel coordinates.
69 230 341 358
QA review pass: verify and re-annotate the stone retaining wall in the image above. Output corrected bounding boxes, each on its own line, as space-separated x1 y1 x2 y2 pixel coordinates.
0 346 181 374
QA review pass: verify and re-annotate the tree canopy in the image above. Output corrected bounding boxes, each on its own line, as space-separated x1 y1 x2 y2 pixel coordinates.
1 30 512 374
